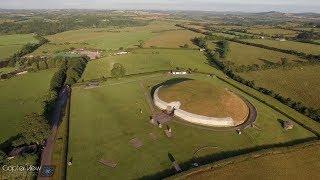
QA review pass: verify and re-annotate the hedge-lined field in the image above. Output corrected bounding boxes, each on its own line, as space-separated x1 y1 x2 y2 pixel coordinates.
176 141 320 180
247 28 297 37
0 34 38 60
243 39 320 56
240 66 320 108
227 42 306 66
0 69 56 143
80 49 211 81
67 74 317 180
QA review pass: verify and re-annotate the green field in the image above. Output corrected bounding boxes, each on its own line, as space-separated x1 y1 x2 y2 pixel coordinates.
226 42 305 66
243 39 320 55
178 142 320 180
81 49 212 81
0 69 55 143
67 74 317 179
240 66 320 108
247 28 297 37
0 34 38 60
145 29 202 48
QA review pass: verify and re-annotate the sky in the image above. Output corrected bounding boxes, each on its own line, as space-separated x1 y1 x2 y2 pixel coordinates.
0 0 320 13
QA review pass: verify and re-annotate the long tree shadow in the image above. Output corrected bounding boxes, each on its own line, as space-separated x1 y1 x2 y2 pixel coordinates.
0 134 23 153
139 137 317 180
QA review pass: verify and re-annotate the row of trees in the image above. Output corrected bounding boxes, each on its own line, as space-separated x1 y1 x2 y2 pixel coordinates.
0 15 150 35
7 36 49 67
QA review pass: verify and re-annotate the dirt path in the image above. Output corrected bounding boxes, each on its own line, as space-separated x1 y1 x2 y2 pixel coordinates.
38 86 70 179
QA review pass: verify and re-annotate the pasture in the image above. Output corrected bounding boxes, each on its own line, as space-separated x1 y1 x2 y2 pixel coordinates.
240 66 320 109
243 39 320 55
67 74 317 180
0 69 55 143
144 29 202 48
177 141 320 180
226 42 305 66
247 28 297 37
0 34 38 60
80 49 212 81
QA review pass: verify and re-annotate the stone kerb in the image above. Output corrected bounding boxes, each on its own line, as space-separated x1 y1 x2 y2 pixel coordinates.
153 86 235 127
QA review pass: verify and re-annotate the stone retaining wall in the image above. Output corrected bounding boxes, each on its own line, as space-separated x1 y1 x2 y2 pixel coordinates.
153 86 235 127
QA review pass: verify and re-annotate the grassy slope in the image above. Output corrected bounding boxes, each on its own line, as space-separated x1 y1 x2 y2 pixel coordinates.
145 29 202 48
243 39 320 55
240 66 320 108
0 34 38 60
0 69 55 143
179 142 320 180
81 49 211 81
247 28 297 37
227 42 305 66
67 74 316 180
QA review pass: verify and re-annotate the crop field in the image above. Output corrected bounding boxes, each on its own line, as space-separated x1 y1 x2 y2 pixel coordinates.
247 28 297 37
0 69 55 143
144 29 202 48
67 74 317 180
179 142 320 180
226 42 305 66
80 49 212 81
0 34 38 60
240 66 320 108
243 39 320 55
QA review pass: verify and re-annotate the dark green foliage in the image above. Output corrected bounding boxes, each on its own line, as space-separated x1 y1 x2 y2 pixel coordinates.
111 63 126 78
0 150 6 165
217 40 230 58
15 113 50 145
191 37 207 48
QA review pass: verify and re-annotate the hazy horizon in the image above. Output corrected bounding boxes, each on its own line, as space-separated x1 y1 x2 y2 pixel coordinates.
0 0 320 13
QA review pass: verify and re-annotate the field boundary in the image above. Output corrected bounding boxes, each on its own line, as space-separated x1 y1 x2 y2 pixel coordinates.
167 140 320 179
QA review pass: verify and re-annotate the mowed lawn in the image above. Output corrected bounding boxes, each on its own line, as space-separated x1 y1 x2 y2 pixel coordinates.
0 34 38 60
240 66 320 108
0 69 55 143
180 142 320 180
81 49 212 81
67 74 316 180
145 29 203 48
247 28 297 37
243 39 320 55
227 42 305 66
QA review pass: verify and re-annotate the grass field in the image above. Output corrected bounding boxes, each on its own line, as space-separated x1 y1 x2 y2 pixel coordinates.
178 142 320 180
240 66 320 108
227 42 305 66
145 29 202 48
80 49 212 81
67 74 316 180
0 34 38 60
0 69 55 143
243 39 320 55
247 28 297 37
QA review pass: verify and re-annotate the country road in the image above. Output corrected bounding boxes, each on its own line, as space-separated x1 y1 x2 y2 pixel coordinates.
38 86 70 179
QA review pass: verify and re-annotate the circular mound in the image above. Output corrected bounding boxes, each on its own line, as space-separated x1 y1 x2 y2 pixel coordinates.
157 80 248 126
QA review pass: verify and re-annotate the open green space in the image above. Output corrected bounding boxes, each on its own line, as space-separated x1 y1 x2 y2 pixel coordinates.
177 141 320 180
81 49 211 81
67 74 317 180
0 34 38 60
145 29 202 48
227 42 305 66
0 69 55 143
243 39 320 55
247 28 297 37
240 66 320 109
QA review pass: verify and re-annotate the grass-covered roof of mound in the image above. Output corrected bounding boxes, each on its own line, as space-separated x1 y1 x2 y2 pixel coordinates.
158 79 248 123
